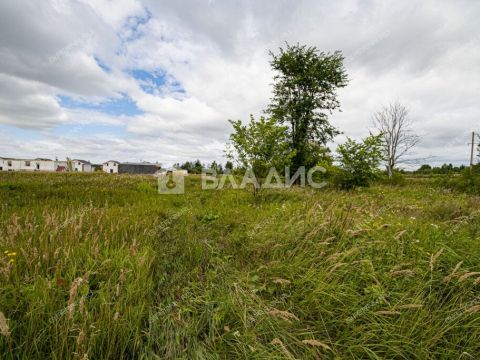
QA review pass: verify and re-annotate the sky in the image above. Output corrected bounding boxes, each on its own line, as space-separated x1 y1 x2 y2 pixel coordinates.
0 0 479 167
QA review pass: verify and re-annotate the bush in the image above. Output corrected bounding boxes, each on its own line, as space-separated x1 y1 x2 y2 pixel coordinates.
334 134 383 190
436 165 480 194
378 171 406 186
136 182 156 194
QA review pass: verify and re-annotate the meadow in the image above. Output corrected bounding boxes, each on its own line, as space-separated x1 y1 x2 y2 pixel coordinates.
0 172 480 359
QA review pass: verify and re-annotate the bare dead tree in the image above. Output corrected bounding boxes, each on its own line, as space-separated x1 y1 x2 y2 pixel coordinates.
372 102 420 177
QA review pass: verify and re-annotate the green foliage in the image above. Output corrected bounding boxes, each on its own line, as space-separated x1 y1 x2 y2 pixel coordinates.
267 43 348 170
378 171 407 186
175 160 205 174
436 165 480 194
1 172 480 358
334 134 384 189
224 161 233 171
416 163 466 175
136 181 156 193
227 115 294 191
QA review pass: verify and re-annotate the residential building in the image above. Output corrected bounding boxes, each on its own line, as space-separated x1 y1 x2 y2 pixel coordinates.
0 157 68 172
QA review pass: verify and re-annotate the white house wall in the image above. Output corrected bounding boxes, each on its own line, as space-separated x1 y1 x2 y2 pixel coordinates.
0 159 69 172
102 162 119 173
73 162 93 173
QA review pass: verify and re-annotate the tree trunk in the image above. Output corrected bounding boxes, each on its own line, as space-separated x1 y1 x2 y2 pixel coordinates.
387 164 393 178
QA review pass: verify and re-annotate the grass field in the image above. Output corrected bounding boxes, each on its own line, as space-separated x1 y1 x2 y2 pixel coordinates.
1 172 480 359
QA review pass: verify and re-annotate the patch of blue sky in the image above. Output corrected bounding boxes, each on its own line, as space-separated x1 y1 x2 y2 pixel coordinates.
0 124 43 141
58 94 143 117
95 56 111 73
130 69 185 95
119 8 152 43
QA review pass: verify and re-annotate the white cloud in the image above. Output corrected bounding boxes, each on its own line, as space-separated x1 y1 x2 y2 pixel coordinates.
1 0 480 166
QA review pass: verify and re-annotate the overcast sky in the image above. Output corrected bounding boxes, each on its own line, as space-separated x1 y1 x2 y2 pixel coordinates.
0 0 479 167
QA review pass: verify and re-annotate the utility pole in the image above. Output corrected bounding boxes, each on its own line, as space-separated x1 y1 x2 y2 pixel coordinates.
470 131 476 169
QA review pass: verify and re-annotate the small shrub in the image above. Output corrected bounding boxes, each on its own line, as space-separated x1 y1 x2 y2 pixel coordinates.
136 182 156 194
334 134 383 190
436 166 480 194
378 171 406 186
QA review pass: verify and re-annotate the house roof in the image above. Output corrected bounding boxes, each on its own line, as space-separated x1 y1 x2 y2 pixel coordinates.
1 157 53 161
73 159 91 164
120 162 160 166
103 160 120 164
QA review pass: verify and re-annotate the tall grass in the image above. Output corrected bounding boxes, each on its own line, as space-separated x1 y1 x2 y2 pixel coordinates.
0 172 479 358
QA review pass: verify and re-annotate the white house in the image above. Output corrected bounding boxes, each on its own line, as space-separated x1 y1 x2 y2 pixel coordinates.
102 160 119 174
73 159 93 172
0 157 68 172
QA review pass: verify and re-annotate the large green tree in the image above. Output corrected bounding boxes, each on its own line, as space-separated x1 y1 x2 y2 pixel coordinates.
267 43 348 171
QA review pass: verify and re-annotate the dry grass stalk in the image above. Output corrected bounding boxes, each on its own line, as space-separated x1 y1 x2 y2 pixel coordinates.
271 338 294 360
68 277 83 306
272 278 291 285
328 263 346 276
347 229 368 237
67 303 76 320
0 311 10 337
458 272 480 282
77 329 85 347
119 268 127 283
430 248 444 271
466 304 480 313
268 308 299 322
443 261 463 283
390 269 415 277
394 230 407 240
391 263 411 272
302 339 331 350
79 296 85 315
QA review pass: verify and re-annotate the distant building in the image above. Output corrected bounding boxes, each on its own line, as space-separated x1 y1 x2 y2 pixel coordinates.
73 159 93 172
102 160 120 174
0 157 68 172
102 161 160 174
